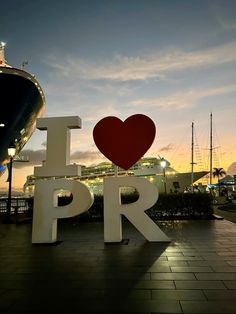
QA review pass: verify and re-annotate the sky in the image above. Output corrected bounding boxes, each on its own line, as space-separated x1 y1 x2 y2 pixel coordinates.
1 0 236 192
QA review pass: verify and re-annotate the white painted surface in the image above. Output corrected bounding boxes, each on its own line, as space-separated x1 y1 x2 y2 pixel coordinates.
32 178 93 243
34 116 81 177
104 176 170 242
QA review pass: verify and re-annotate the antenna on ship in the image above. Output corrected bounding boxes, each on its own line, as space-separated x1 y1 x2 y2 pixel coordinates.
0 41 6 66
21 60 28 70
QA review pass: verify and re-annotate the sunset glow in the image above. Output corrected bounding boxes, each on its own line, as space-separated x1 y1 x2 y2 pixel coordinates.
1 0 236 192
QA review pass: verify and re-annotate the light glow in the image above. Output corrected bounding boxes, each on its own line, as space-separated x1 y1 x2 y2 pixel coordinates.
8 147 16 157
160 160 167 168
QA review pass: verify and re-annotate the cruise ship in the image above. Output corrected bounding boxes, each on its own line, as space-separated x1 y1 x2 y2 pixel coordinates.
23 157 208 196
0 42 45 173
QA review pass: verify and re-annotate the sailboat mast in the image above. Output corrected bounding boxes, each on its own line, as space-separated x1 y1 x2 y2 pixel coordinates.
210 112 213 184
191 122 194 192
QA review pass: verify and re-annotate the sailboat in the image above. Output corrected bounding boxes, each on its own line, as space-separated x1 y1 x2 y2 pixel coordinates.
191 112 222 189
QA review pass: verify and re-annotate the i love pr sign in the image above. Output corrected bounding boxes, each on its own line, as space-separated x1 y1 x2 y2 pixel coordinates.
32 115 169 244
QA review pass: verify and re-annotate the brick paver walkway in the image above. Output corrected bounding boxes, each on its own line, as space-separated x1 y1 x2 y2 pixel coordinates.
1 219 236 313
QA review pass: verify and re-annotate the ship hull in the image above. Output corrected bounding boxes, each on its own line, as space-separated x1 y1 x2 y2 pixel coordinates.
152 171 209 193
0 67 45 166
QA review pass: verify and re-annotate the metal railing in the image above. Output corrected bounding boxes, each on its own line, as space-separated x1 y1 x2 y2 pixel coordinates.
0 197 33 215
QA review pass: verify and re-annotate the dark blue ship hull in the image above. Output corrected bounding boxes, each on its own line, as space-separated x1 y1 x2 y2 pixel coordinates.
0 67 45 167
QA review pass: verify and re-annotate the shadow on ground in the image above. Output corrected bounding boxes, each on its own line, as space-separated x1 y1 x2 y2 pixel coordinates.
0 221 169 313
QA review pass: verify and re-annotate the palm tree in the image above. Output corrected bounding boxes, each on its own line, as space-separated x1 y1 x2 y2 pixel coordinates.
213 167 226 196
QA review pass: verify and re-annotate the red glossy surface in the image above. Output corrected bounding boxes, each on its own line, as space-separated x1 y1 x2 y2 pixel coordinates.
93 114 156 170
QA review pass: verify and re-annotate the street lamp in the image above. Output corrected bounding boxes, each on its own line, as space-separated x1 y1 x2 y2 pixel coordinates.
4 144 16 223
160 158 167 194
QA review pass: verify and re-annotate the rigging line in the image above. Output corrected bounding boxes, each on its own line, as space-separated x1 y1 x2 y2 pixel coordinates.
212 119 223 168
213 148 220 169
169 128 189 170
192 118 210 172
194 126 205 171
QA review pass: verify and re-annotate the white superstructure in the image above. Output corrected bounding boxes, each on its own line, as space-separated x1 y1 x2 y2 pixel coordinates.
0 42 11 67
23 157 208 196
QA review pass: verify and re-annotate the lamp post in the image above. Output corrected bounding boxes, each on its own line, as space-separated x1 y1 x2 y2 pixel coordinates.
160 158 167 194
4 145 16 224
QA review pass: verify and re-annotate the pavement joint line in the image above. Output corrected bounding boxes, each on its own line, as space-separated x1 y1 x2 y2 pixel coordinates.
1 219 236 313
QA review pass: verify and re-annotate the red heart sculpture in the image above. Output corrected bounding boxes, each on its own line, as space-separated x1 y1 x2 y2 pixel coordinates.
93 114 156 170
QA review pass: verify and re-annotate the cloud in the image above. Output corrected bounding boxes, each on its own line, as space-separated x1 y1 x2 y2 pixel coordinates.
48 41 236 82
219 20 236 30
15 149 105 168
15 149 46 168
227 162 236 175
128 84 236 109
71 150 105 165
211 2 236 30
159 143 175 152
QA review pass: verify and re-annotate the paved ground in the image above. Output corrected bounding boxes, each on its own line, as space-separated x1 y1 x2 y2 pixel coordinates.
214 205 236 224
1 218 236 313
